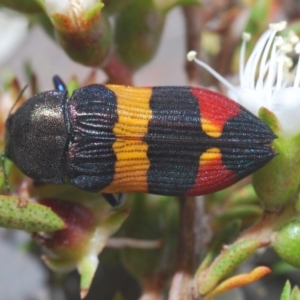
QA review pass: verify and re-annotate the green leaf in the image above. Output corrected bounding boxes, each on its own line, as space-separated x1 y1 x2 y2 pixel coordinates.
66 77 80 97
280 281 291 300
85 2 104 20
291 286 300 300
196 220 241 274
0 195 65 232
272 261 298 274
258 106 281 135
211 205 262 230
198 238 260 295
271 219 300 268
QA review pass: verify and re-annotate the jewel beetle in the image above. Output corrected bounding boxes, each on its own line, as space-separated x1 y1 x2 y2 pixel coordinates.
4 76 276 206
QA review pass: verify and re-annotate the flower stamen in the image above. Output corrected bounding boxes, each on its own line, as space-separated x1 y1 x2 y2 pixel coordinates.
69 0 84 28
186 51 238 98
187 21 300 135
243 29 274 89
263 37 282 103
269 21 287 31
240 32 251 84
256 29 278 90
276 56 285 92
287 31 299 45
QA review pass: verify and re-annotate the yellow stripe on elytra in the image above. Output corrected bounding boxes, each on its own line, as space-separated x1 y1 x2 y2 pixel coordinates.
200 147 221 166
201 118 222 138
101 85 152 193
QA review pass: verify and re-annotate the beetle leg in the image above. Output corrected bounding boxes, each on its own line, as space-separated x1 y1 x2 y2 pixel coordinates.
102 193 125 207
53 75 67 92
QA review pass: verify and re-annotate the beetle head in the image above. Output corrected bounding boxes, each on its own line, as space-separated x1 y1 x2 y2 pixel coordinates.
5 90 68 184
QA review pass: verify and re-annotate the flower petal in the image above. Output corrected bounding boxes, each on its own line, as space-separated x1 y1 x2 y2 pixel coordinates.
44 0 101 15
229 87 267 116
271 87 300 135
43 0 70 15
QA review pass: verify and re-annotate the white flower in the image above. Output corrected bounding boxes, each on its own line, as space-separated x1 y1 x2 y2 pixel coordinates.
187 21 300 136
0 9 28 66
42 0 103 27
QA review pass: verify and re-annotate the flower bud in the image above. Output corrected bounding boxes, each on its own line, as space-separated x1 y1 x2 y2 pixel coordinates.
253 108 300 211
42 0 112 66
35 198 129 298
271 219 300 268
115 0 165 70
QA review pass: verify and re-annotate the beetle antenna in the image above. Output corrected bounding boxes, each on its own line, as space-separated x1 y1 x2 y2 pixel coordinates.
8 84 28 117
1 152 10 192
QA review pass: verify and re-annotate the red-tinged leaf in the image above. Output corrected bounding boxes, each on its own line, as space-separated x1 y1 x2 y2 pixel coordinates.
204 266 271 300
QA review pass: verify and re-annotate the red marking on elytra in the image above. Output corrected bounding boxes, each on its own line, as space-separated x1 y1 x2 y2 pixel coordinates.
190 87 241 133
186 155 237 196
